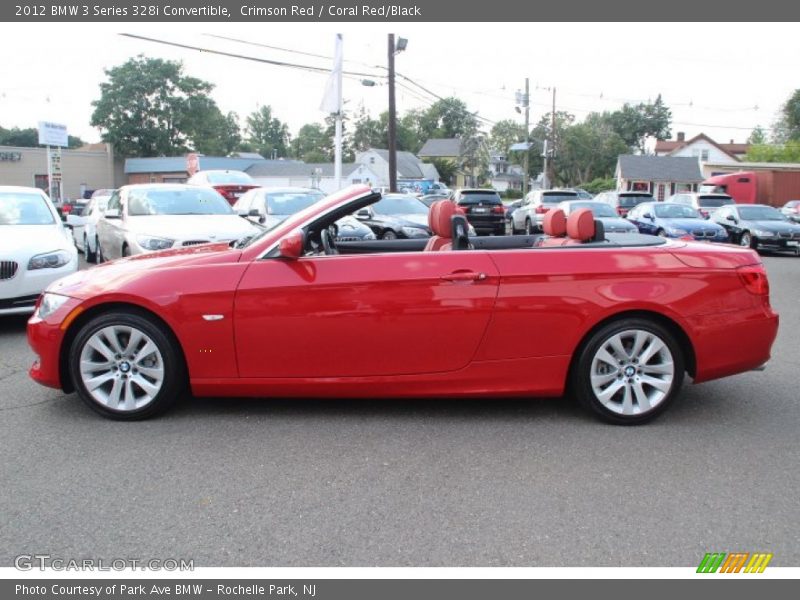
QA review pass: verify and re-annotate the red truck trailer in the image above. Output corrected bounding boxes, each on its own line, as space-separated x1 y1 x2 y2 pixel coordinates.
701 170 800 207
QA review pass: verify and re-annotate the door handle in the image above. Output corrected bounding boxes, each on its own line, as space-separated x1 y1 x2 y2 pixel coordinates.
441 271 487 282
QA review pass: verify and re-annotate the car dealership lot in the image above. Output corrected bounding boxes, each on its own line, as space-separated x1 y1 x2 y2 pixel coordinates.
1 254 798 567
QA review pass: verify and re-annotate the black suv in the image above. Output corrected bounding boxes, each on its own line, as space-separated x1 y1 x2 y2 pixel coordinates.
452 189 505 235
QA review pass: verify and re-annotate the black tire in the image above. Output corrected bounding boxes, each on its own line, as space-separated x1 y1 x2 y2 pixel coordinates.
381 230 398 240
657 229 667 238
525 219 534 235
571 318 685 425
96 238 105 263
122 244 131 257
739 231 756 249
69 311 186 420
84 235 97 263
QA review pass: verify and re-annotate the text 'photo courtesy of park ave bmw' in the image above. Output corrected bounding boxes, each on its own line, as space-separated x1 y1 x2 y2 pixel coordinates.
3 22 798 425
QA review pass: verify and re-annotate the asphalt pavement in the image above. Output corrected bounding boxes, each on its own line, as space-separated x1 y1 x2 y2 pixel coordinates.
1 254 798 567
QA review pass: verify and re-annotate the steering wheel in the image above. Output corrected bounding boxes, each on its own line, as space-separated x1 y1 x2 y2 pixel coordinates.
320 227 339 255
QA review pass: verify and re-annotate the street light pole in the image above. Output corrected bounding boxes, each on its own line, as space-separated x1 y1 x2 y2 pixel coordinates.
523 77 530 197
387 34 398 193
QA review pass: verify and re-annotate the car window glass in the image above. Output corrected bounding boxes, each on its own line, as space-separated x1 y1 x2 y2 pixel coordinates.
128 188 234 216
0 191 56 225
106 191 121 212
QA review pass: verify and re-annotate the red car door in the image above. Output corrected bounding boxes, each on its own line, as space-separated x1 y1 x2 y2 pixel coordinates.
233 252 499 378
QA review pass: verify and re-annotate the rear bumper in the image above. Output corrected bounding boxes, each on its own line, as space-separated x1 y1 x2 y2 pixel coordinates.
689 306 779 384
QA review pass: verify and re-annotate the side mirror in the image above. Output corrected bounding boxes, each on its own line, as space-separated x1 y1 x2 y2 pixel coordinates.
278 229 304 260
726 214 737 222
355 208 370 220
248 208 260 217
642 212 653 220
104 208 120 219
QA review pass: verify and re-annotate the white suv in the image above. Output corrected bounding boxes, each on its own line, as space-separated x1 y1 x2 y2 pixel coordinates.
511 189 579 234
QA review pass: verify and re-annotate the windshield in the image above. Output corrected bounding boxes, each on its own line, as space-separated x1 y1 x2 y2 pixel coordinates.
128 188 234 216
567 202 616 217
542 192 578 203
618 194 653 207
738 206 784 221
457 192 502 205
0 192 55 225
698 195 734 208
266 191 324 215
205 171 254 185
374 195 429 215
654 204 701 219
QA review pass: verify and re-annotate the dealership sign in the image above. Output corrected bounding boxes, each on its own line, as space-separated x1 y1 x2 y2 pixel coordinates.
37 121 69 147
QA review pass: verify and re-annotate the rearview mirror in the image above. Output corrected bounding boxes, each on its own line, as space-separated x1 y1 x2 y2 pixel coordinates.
104 208 120 219
278 229 304 260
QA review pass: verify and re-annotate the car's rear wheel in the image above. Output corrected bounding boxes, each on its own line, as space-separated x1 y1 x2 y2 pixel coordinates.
84 234 97 263
122 244 131 257
572 318 684 425
96 237 105 263
525 218 534 235
69 311 185 420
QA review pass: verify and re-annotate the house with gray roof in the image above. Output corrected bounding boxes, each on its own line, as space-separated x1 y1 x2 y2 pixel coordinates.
246 161 380 195
124 155 276 185
355 149 440 192
615 155 704 201
418 138 489 188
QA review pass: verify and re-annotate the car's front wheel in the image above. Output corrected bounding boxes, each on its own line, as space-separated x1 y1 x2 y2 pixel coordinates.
572 318 685 425
739 231 756 249
69 311 186 420
381 230 398 240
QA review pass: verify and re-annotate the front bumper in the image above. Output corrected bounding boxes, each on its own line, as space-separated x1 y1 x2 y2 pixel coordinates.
27 296 83 390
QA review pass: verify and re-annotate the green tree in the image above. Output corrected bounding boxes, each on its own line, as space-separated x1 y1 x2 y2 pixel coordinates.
601 95 672 153
429 158 457 186
245 105 290 159
0 126 84 148
748 125 767 145
745 140 800 162
556 119 628 185
180 99 241 156
490 119 527 161
291 123 332 161
90 55 228 157
771 89 800 143
418 97 479 140
351 107 384 153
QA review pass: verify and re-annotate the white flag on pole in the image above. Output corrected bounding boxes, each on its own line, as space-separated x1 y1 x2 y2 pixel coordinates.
320 34 343 114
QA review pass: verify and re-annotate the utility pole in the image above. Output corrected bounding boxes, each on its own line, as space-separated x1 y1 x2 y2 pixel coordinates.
387 34 398 193
522 78 530 197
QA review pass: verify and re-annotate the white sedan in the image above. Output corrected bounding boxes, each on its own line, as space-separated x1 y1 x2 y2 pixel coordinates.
0 186 78 315
96 184 260 261
66 193 111 263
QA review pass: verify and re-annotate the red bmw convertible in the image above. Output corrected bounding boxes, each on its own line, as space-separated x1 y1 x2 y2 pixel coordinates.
27 186 778 424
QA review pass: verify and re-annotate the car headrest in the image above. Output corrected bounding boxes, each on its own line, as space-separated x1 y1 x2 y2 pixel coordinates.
428 200 456 238
543 208 567 237
567 208 595 242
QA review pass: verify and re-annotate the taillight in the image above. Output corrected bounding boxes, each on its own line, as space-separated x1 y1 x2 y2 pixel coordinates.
737 264 769 296
617 207 626 216
492 206 505 214
535 205 549 214
62 204 72 214
699 209 709 218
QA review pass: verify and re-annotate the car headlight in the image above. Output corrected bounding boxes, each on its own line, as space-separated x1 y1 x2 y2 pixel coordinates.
401 226 428 238
28 250 71 270
36 293 71 319
136 235 175 251
667 228 688 236
753 230 774 237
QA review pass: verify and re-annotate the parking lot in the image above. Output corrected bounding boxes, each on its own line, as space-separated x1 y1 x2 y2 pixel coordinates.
1 253 798 567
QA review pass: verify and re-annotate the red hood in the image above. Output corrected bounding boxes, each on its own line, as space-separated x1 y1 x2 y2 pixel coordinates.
48 243 242 300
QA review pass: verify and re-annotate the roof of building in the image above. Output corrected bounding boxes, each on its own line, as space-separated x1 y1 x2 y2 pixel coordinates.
654 133 749 158
124 155 271 174
246 161 363 178
361 149 430 178
617 155 704 183
418 138 464 158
